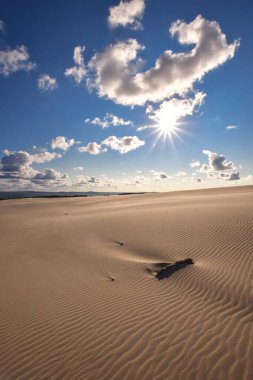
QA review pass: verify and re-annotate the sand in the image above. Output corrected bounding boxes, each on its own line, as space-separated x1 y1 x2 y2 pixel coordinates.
0 186 252 380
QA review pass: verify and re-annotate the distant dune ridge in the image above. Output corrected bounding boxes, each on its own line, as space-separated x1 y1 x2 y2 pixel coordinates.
0 186 253 380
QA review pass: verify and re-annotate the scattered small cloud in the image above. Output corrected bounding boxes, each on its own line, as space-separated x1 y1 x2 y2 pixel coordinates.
219 171 240 180
51 136 76 151
202 150 236 171
108 0 145 30
73 166 84 171
150 170 172 180
38 74 58 91
102 135 145 154
65 46 87 85
189 160 201 168
0 45 36 77
32 168 68 183
85 113 132 128
78 142 104 155
226 125 238 130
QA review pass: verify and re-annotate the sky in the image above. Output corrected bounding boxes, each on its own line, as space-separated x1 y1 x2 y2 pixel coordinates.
0 0 252 192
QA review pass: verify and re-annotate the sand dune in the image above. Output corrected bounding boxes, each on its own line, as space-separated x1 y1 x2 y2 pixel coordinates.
0 186 253 380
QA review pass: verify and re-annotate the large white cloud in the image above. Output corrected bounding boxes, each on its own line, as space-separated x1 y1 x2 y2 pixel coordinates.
89 15 239 106
0 45 36 77
38 74 58 91
102 135 145 153
108 0 145 30
85 113 132 128
65 46 86 85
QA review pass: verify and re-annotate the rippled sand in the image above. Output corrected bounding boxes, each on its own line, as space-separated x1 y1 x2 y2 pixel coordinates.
0 186 252 380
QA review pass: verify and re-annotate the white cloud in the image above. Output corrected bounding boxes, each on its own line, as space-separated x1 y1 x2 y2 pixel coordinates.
102 135 145 154
85 113 132 128
108 0 145 30
202 150 236 171
38 74 57 91
146 92 205 127
78 142 104 155
51 136 76 151
65 46 86 85
89 15 239 106
73 166 84 171
190 160 201 168
0 45 36 77
226 125 238 130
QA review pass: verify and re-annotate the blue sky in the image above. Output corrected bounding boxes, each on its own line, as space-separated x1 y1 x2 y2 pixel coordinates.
0 0 252 192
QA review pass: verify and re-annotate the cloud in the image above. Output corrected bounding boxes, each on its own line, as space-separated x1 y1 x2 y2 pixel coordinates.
65 46 87 85
202 150 236 171
102 135 145 154
226 125 238 130
150 170 172 180
219 171 240 181
0 45 36 77
38 74 57 91
51 136 76 151
85 113 132 128
190 160 201 168
32 168 68 183
146 92 205 127
78 142 104 155
89 15 239 106
176 171 186 177
73 166 84 171
0 20 5 33
108 0 145 30
0 149 61 179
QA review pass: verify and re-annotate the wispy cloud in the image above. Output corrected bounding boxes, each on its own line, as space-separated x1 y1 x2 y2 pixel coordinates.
108 0 145 30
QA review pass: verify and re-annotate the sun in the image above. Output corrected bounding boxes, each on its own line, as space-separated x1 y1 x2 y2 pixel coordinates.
154 108 181 140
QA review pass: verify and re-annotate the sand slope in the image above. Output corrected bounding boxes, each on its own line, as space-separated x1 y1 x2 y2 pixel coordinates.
0 186 253 380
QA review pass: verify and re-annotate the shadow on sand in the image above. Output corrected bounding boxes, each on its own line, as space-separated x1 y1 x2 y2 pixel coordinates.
156 258 194 280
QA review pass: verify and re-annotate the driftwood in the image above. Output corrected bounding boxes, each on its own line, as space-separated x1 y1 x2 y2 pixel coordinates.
156 258 194 280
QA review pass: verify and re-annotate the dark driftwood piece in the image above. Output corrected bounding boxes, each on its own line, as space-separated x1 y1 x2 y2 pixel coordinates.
156 258 194 280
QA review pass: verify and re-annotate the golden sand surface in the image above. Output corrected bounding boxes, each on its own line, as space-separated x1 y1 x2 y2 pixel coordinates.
0 186 252 380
